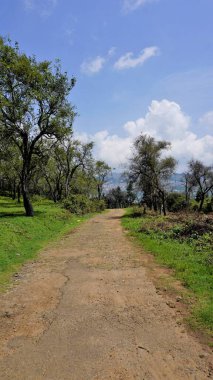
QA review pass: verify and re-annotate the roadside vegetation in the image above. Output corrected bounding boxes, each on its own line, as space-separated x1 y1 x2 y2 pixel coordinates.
0 37 110 217
118 131 213 339
0 37 110 289
0 196 94 290
122 207 213 336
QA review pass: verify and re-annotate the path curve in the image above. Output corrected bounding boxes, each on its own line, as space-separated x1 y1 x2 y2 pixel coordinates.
0 209 212 379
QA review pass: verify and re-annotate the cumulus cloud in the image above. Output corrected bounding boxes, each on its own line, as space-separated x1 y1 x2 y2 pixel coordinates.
114 47 159 70
80 56 106 75
199 111 213 134
76 100 213 171
75 130 133 168
123 0 157 12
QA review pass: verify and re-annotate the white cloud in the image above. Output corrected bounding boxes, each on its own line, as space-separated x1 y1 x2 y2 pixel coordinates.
123 0 157 12
23 0 58 17
80 56 106 75
76 100 213 171
80 47 116 76
199 111 213 133
114 46 159 70
76 130 133 168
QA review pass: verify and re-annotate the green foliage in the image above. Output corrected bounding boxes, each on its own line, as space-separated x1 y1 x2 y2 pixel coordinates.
187 160 213 212
0 37 76 216
0 197 90 290
122 209 213 334
105 186 128 208
128 134 177 215
95 161 111 200
166 192 187 212
203 199 213 213
63 194 105 215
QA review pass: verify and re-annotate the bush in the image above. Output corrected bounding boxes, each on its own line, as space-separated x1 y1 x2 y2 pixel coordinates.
63 195 105 215
130 206 146 217
166 193 187 212
203 200 213 213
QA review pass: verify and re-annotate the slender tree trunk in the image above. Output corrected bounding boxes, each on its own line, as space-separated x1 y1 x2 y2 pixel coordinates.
12 179 16 200
21 166 34 216
199 193 205 212
162 200 166 216
22 184 34 216
160 191 167 216
17 183 21 203
65 176 70 199
97 184 101 200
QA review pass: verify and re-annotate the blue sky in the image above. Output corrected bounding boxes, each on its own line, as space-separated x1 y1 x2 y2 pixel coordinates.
1 0 213 169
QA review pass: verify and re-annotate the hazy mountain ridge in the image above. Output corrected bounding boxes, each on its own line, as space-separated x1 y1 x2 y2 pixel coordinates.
105 172 185 193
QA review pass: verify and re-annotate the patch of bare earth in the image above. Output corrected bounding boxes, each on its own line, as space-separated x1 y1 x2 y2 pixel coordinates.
0 209 212 379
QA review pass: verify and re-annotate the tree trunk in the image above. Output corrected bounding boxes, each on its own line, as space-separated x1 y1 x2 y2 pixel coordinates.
162 200 166 216
65 177 70 199
12 179 16 200
21 167 34 216
22 187 34 216
160 191 167 216
97 184 101 201
22 179 34 216
199 194 205 212
17 183 21 203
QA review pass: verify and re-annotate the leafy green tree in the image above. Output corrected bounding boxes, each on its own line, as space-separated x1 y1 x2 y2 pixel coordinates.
188 160 213 211
0 37 76 216
39 139 94 202
95 161 111 200
63 139 94 199
105 186 127 209
129 134 177 215
126 181 136 206
0 133 22 200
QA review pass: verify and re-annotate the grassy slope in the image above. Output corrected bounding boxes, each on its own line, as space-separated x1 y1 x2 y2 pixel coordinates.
0 197 91 290
122 209 213 337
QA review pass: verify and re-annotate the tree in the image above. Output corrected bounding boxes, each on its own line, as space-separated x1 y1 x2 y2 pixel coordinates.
126 181 136 206
188 160 213 211
95 161 111 200
0 143 21 201
40 139 94 202
63 139 94 199
128 134 177 215
105 186 127 209
0 37 76 216
183 172 194 206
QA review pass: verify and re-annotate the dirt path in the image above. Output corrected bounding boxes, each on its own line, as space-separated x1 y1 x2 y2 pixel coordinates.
0 209 212 379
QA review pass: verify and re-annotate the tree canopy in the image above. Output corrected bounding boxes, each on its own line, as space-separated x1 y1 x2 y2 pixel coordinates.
0 37 76 215
128 134 177 215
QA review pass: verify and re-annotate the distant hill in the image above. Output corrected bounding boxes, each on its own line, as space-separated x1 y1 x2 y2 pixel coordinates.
104 172 185 193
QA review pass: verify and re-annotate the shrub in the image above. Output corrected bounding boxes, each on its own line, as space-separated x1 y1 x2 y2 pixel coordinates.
166 193 187 212
203 199 213 213
63 195 105 215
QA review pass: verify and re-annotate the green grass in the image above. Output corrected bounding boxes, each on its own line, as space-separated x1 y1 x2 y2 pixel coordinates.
0 196 92 290
122 208 213 336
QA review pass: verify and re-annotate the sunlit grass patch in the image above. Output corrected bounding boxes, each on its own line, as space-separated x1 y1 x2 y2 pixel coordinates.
0 197 90 290
122 208 213 336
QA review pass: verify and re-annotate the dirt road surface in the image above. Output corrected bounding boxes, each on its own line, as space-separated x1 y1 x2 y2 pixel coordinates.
0 209 212 379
